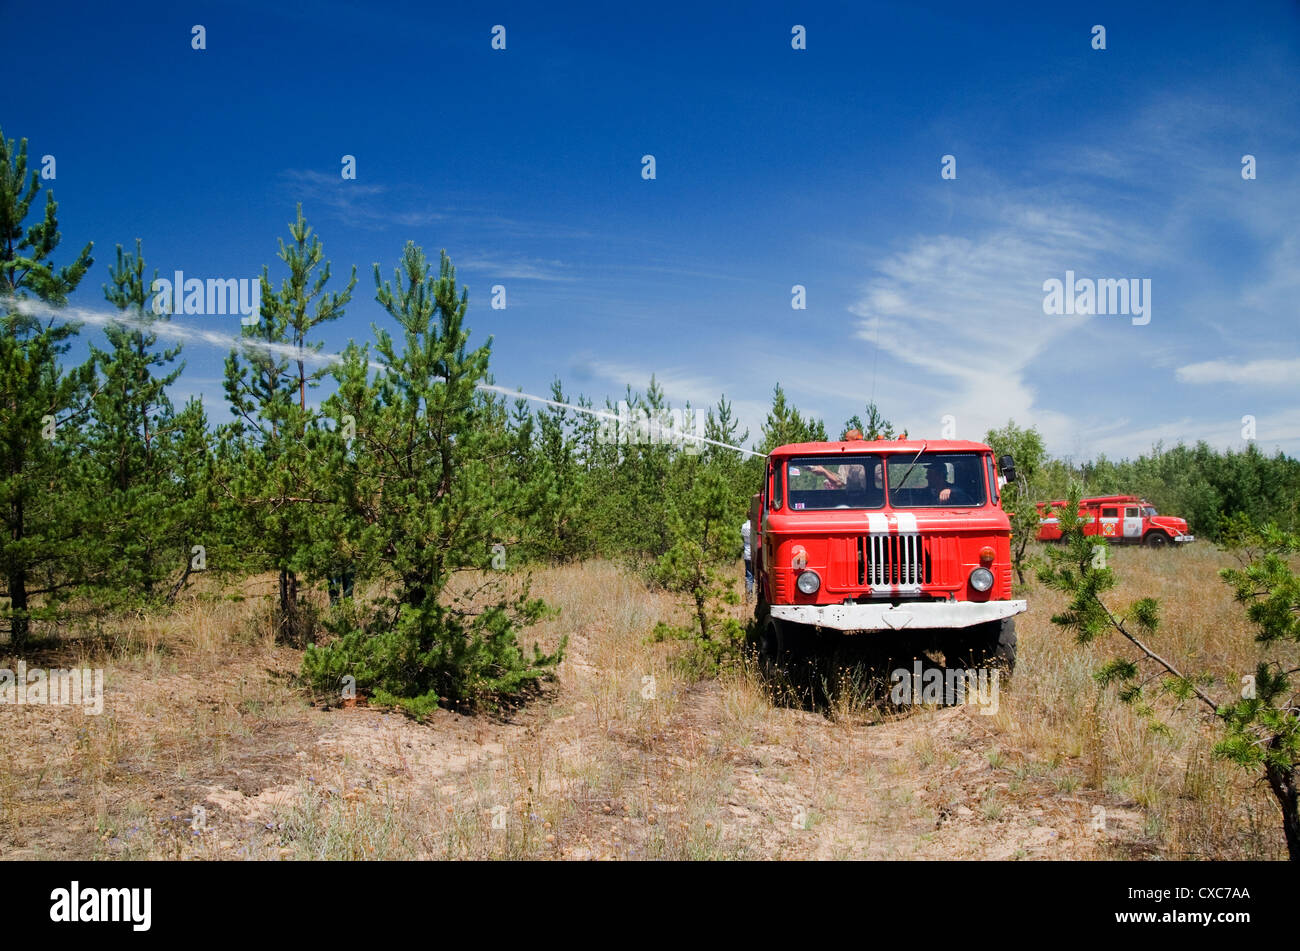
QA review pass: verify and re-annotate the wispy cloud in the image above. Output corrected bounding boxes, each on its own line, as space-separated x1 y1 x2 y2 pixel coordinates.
846 198 1116 451
279 169 446 230
456 255 574 281
1176 357 1300 385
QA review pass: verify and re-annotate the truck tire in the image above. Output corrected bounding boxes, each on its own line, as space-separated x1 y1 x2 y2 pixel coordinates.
752 600 777 666
989 618 1017 674
1144 531 1169 548
756 614 789 674
946 618 1016 675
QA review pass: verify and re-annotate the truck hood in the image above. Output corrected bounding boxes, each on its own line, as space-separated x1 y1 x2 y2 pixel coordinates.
1151 515 1188 533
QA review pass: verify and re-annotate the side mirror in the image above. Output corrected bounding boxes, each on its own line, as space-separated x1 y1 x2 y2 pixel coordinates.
999 454 1018 483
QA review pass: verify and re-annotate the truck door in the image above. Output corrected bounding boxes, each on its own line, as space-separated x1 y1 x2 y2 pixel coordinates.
1098 505 1120 539
764 460 782 570
1123 505 1142 540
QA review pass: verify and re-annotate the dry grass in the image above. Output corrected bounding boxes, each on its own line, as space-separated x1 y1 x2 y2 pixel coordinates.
0 545 1291 860
1000 542 1294 859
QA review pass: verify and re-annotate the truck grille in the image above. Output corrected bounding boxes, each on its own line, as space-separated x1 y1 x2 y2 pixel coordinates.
858 533 931 588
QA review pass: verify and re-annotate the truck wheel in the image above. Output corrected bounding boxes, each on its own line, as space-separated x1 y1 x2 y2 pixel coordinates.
1144 531 1169 548
947 619 1016 675
989 618 1017 674
757 615 788 674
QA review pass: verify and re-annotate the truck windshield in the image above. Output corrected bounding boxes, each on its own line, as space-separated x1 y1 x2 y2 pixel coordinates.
785 456 884 510
885 452 986 508
1142 506 1157 517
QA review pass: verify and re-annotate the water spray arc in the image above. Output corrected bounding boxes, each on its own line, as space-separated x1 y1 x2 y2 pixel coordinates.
4 297 767 458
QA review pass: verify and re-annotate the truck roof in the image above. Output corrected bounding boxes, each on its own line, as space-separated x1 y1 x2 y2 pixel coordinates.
1038 495 1147 508
768 439 992 457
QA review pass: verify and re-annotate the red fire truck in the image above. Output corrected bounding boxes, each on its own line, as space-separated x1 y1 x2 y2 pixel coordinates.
750 438 1025 671
1035 495 1194 547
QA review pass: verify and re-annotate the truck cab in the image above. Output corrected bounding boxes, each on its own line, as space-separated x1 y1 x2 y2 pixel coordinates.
751 438 1025 670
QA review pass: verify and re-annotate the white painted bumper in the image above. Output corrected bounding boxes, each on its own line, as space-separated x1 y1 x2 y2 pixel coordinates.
1174 534 1194 543
770 599 1027 632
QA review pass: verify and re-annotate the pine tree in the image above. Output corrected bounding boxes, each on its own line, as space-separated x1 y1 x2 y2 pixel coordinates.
703 394 747 467
518 379 585 562
864 402 895 440
651 455 746 672
859 401 896 440
571 390 615 555
303 244 562 711
87 240 185 600
222 205 355 641
163 396 218 603
0 127 94 647
760 383 825 452
704 394 757 529
627 377 677 559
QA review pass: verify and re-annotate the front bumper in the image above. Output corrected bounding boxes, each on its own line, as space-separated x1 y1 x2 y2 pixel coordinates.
1174 534 1194 543
770 599 1027 633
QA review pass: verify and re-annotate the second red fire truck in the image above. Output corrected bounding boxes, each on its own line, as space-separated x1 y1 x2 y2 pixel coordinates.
1036 495 1194 547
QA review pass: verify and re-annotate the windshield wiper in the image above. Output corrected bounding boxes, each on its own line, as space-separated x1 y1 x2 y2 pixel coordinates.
893 440 928 494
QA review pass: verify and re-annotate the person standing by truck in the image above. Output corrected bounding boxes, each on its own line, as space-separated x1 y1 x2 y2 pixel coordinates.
741 518 753 602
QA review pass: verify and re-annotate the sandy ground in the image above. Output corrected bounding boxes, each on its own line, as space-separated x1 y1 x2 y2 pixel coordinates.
3 556 1274 860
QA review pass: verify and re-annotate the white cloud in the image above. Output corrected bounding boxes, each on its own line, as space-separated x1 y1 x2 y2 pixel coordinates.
845 202 1111 452
1175 357 1300 385
456 255 574 281
279 169 445 230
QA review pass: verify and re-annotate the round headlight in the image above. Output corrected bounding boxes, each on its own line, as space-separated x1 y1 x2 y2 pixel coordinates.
796 570 821 595
970 567 994 592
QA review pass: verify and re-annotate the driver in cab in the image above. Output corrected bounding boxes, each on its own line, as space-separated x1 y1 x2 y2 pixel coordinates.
924 464 973 505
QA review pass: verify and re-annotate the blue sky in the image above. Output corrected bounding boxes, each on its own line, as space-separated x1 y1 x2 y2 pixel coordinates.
5 0 1299 459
